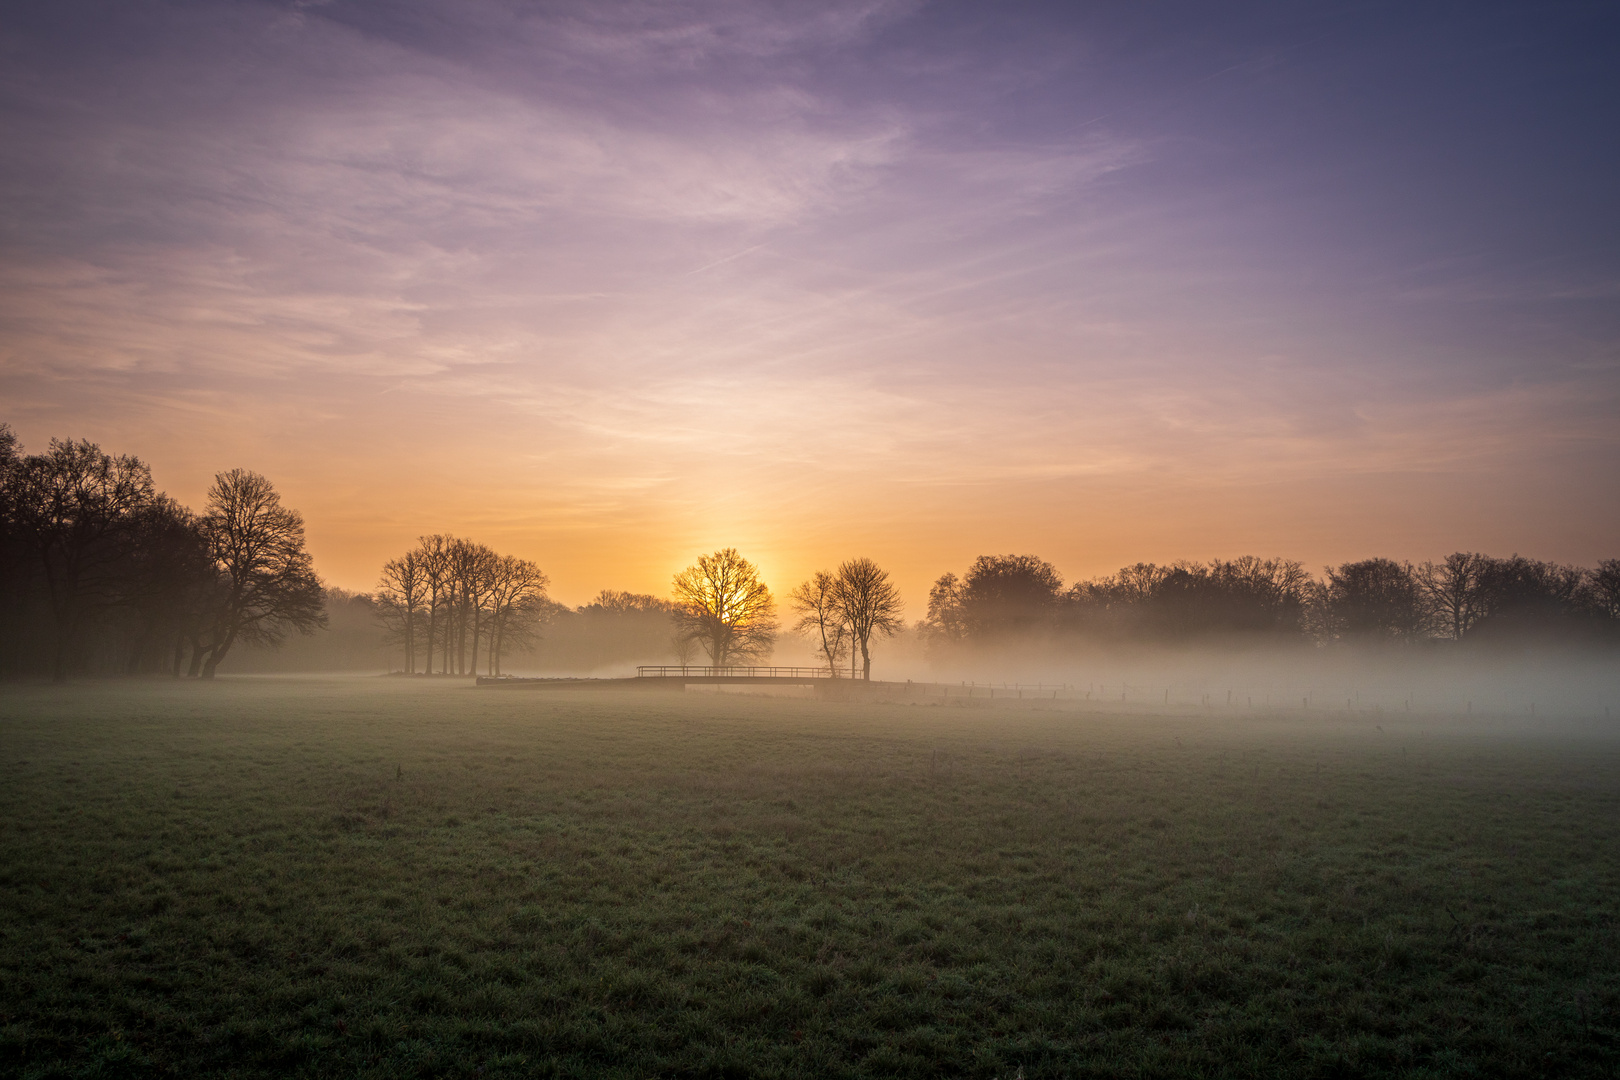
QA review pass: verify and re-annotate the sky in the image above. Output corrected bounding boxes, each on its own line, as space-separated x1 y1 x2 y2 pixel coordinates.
2 0 1617 608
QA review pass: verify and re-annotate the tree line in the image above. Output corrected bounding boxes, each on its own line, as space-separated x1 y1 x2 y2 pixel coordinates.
0 425 325 680
924 552 1620 651
7 423 1612 682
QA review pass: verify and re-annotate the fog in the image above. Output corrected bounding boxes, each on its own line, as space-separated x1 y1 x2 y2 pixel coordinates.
908 641 1617 723
200 589 1620 724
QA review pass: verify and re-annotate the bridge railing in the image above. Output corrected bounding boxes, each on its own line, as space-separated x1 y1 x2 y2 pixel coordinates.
635 665 843 679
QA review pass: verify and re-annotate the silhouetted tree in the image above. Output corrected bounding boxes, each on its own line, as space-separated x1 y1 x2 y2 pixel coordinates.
121 495 213 675
1469 555 1589 640
789 571 850 676
487 555 550 675
0 426 27 672
836 557 904 680
8 439 158 680
1415 552 1487 641
447 538 498 675
376 550 428 672
960 554 1063 639
922 555 1061 655
1591 560 1620 623
415 534 454 674
672 548 776 666
585 590 675 617
1317 558 1424 641
922 572 967 652
192 469 326 678
1207 556 1312 635
1065 558 1310 641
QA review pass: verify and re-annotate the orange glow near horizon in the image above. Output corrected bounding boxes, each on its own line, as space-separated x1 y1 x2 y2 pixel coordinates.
3 3 1616 602
6 405 1606 616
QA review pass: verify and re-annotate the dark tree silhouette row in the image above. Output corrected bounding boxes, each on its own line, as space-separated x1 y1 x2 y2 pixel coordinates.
0 425 325 680
924 553 1620 651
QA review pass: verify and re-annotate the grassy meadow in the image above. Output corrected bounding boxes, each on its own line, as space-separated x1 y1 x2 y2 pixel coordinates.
1 676 1618 1078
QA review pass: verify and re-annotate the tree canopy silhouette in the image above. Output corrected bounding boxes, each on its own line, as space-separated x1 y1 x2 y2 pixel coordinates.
7 439 160 680
836 557 904 680
192 469 325 678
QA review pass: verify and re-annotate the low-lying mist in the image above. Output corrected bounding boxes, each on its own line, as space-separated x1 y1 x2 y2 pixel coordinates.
911 638 1618 722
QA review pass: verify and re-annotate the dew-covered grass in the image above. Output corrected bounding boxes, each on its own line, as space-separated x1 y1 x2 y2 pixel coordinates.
1 676 1617 1078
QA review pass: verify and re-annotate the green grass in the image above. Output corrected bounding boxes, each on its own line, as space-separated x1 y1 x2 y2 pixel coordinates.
1 677 1617 1078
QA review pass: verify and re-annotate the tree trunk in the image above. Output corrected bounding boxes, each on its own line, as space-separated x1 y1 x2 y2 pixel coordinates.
186 635 206 678
201 629 237 679
861 639 871 681
424 603 437 675
457 608 468 674
469 607 481 677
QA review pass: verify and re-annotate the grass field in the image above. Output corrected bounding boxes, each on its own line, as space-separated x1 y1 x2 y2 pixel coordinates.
1 677 1618 1078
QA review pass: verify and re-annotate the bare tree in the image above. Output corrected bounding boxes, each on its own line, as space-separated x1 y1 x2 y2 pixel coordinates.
836 557 903 680
789 570 850 676
376 550 428 672
453 540 499 676
1415 552 1486 640
415 534 453 674
486 554 549 675
193 469 325 678
1110 562 1175 605
671 548 776 667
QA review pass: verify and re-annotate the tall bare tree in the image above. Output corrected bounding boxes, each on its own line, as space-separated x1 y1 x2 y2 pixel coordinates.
836 557 903 680
789 570 850 676
671 548 777 667
376 550 428 672
193 469 325 678
486 555 550 675
415 534 453 674
445 538 498 676
469 542 500 675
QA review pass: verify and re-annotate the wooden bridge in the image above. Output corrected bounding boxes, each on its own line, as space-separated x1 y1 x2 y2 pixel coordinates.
478 668 1075 700
633 665 845 685
475 665 850 690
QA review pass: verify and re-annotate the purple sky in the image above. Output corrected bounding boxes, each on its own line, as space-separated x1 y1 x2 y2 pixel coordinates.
2 0 1617 605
